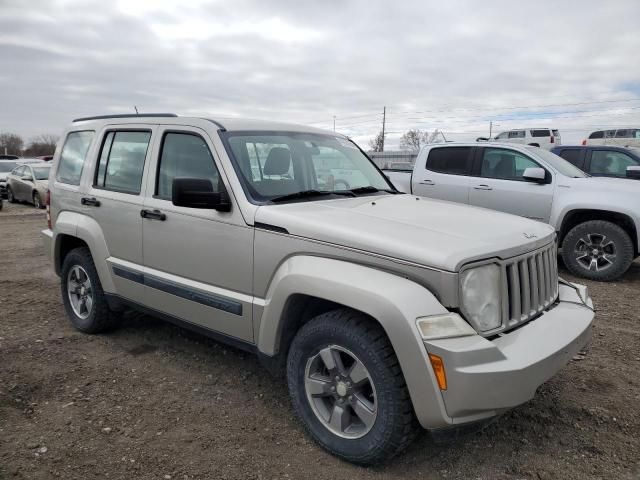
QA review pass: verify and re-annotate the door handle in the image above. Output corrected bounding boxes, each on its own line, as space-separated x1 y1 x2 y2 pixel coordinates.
81 197 101 207
140 209 166 221
419 179 435 186
473 184 493 191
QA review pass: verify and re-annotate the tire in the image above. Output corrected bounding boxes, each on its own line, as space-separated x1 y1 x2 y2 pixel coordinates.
33 191 43 209
6 186 16 203
562 220 634 281
60 247 120 333
287 309 419 465
528 143 540 147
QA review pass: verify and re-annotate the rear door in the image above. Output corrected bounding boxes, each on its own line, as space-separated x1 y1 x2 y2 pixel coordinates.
469 146 555 222
412 146 473 204
84 126 155 304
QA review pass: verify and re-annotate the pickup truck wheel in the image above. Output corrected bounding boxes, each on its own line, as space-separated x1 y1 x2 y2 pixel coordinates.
61 247 120 333
287 309 418 465
562 220 634 281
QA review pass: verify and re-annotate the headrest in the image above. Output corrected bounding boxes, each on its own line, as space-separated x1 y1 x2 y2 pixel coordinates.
264 147 291 176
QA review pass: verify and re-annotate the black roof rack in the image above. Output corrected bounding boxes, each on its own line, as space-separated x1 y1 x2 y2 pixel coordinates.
73 113 178 122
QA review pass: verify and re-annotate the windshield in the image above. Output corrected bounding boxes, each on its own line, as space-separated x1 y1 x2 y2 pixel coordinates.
32 166 51 180
0 162 18 172
532 148 588 178
222 131 393 203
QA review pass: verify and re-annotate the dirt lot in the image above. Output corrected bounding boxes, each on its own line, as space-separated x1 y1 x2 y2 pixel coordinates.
1 201 639 480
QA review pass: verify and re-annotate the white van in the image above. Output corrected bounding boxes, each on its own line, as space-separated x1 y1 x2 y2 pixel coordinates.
488 128 561 150
583 128 640 148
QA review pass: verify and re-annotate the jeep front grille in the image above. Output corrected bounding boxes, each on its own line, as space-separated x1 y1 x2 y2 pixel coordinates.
503 242 559 329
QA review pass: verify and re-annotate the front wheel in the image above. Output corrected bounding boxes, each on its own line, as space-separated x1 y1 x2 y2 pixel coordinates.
287 309 418 465
562 220 634 281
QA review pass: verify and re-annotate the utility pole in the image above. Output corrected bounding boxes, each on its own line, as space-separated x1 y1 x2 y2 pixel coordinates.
381 106 386 151
489 121 493 139
333 115 336 132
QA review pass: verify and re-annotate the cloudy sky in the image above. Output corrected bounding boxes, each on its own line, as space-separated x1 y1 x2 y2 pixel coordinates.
1 0 640 148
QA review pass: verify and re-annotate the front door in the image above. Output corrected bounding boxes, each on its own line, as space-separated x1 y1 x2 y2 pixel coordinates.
469 147 555 223
141 126 254 342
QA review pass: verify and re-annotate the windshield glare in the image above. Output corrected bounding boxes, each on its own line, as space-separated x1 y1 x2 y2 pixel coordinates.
532 148 588 178
32 166 51 180
224 132 391 202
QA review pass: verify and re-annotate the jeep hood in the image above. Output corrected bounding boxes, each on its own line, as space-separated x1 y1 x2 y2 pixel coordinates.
254 194 555 271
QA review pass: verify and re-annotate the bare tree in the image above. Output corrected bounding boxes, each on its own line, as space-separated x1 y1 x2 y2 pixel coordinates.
399 129 429 151
0 133 24 155
24 134 59 156
369 130 384 152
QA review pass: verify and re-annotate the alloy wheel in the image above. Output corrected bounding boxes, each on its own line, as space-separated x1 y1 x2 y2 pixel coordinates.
574 233 616 272
67 265 93 319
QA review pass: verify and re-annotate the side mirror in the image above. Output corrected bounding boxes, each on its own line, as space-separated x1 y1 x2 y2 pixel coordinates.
171 178 231 211
522 167 547 184
626 166 640 179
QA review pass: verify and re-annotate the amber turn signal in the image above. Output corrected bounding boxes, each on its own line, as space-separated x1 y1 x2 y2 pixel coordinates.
428 353 447 391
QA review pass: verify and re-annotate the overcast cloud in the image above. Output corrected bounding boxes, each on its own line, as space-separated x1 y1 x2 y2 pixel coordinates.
1 0 639 148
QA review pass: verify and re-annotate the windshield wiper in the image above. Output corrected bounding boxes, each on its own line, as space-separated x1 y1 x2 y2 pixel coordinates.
345 186 400 195
270 190 336 203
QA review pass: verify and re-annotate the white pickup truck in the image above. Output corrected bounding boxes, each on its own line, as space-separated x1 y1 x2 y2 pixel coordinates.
384 143 640 281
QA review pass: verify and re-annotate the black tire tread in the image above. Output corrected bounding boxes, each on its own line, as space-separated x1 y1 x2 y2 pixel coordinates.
287 309 419 465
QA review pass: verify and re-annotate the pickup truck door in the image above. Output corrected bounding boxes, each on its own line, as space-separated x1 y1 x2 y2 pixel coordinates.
141 126 254 343
412 146 473 204
468 147 554 223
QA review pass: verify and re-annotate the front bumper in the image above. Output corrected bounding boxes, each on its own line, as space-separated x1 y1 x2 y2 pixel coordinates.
424 282 594 425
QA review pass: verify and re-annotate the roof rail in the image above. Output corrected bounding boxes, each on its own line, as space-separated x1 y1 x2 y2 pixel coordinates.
72 113 178 122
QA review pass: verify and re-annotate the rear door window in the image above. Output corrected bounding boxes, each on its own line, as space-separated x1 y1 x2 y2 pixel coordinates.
479 148 541 181
56 131 95 185
426 147 472 175
94 131 151 194
557 149 584 168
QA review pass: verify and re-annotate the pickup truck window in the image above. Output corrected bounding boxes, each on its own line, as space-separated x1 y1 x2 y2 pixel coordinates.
590 150 639 176
223 132 391 203
534 148 588 178
56 131 94 185
156 132 220 199
95 131 150 195
426 147 472 175
480 148 540 180
557 149 583 167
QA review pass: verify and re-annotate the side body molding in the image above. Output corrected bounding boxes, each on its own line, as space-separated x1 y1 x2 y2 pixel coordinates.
257 255 453 428
53 211 115 292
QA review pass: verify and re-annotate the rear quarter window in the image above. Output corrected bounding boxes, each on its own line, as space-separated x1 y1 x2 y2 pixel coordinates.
426 147 472 175
56 131 95 185
531 129 551 137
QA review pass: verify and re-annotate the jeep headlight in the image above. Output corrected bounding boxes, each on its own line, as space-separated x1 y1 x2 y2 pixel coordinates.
460 264 501 332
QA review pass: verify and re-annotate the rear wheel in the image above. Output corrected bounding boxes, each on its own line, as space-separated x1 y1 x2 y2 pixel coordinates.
562 220 634 281
528 143 540 147
6 186 16 203
61 247 120 333
287 309 418 465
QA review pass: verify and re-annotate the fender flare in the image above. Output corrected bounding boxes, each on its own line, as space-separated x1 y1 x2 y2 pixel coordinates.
53 211 115 292
257 255 453 428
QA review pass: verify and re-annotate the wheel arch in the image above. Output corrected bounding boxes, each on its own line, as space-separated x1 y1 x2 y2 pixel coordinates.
558 209 638 256
256 255 453 429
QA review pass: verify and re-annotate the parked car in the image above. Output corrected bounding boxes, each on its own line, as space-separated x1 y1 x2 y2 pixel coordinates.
384 142 640 281
0 159 20 197
42 114 594 465
552 145 640 179
6 163 51 208
478 128 561 150
582 128 640 148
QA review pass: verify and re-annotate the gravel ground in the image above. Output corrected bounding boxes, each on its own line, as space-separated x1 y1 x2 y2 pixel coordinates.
1 201 639 480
